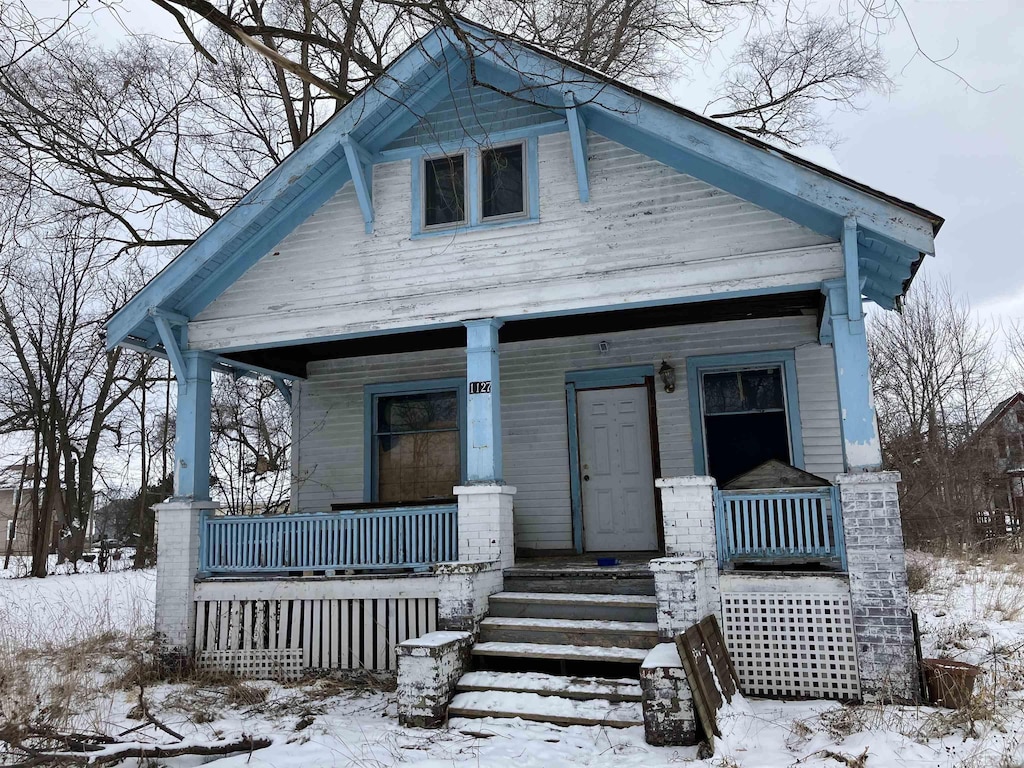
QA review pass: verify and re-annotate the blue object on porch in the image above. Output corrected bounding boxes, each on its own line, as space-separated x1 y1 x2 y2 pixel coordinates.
596 557 619 567
198 504 458 574
464 319 503 483
713 486 846 570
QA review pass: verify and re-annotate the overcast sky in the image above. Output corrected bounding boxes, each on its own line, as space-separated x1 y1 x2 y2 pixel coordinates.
60 0 1024 322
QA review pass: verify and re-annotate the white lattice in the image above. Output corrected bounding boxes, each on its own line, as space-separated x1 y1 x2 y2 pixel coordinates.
721 591 860 700
198 649 305 680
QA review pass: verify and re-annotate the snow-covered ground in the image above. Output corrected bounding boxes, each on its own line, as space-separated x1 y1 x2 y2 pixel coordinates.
0 552 1021 767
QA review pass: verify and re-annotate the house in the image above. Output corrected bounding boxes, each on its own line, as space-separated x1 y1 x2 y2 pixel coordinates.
970 393 1024 541
0 461 36 559
104 19 942 738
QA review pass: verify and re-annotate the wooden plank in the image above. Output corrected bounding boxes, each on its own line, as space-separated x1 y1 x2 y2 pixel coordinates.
346 598 358 670
675 613 741 743
362 599 374 669
312 599 323 668
375 598 387 671
387 599 398 670
302 600 313 667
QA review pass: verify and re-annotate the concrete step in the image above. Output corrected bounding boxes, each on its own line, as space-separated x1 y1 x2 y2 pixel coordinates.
448 690 643 728
456 670 642 702
480 617 660 649
488 591 658 622
471 641 649 665
502 574 655 596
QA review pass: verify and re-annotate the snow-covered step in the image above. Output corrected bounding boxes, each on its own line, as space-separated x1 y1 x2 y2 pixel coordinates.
502 574 655 596
488 591 657 622
471 641 649 664
456 670 642 702
480 616 659 649
448 690 643 728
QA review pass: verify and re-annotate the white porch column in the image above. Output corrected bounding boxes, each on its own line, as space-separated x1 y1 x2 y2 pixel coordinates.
837 471 920 702
454 484 516 570
156 349 215 656
652 477 722 638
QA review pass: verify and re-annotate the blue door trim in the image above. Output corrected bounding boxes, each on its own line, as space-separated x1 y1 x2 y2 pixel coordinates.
566 365 656 554
685 350 805 478
363 377 467 502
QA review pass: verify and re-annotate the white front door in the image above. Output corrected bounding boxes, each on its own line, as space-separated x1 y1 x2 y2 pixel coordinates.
577 386 658 552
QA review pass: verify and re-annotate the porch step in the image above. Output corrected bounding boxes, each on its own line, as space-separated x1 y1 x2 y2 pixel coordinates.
448 690 643 728
489 591 657 622
479 617 659 649
471 641 649 665
456 670 642 702
502 571 655 596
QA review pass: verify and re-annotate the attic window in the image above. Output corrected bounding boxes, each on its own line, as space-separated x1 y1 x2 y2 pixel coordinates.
481 143 525 220
423 154 466 228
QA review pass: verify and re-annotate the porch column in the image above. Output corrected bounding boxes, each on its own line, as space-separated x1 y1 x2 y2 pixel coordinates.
823 276 882 471
463 318 503 483
837 471 919 702
156 349 215 657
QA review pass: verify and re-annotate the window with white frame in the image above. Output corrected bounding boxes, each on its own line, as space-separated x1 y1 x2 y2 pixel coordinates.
420 142 527 231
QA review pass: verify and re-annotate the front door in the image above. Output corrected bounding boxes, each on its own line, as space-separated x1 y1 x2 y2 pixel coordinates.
577 386 658 551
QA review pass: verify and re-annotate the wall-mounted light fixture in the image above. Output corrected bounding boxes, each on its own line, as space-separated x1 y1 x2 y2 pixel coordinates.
658 360 676 393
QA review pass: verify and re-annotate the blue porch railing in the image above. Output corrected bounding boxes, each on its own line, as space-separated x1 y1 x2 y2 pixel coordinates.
199 504 458 575
713 487 846 570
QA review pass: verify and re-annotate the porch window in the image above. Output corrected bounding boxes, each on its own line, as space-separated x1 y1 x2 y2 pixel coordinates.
423 154 467 228
697 363 796 485
371 388 462 502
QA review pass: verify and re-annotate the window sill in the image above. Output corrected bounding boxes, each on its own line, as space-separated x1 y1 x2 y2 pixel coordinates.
411 216 539 240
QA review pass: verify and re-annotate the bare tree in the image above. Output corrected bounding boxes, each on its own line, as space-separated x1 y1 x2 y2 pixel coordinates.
868 276 1001 547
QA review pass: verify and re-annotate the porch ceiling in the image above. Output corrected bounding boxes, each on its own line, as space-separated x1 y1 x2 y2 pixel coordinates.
221 290 822 378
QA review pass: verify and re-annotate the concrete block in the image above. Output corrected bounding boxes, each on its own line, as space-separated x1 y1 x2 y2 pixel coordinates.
397 631 474 728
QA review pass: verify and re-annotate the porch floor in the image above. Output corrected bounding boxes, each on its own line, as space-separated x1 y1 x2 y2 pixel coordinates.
509 553 656 576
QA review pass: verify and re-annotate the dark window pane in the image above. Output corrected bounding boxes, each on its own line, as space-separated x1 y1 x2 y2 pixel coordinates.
424 155 465 227
703 368 784 415
705 412 791 485
377 392 458 434
482 145 525 218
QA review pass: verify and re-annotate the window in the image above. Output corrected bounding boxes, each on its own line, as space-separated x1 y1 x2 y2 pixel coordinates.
418 141 531 232
369 385 463 503
700 366 791 485
423 154 466 228
481 144 525 219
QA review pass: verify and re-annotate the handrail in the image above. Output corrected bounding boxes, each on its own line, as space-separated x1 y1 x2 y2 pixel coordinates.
714 486 845 569
199 504 458 574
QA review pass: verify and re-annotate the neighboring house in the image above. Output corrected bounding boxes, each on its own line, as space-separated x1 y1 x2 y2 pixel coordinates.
0 461 35 558
971 392 1024 540
104 20 942 738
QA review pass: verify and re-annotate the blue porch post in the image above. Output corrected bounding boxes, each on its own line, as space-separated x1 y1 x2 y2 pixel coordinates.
464 319 503 483
823 274 882 471
174 350 214 499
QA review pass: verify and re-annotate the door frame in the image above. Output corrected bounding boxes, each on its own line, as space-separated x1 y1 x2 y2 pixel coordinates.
565 365 663 554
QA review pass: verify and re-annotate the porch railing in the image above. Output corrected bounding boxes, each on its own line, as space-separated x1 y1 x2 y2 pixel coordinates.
198 504 458 575
713 487 846 570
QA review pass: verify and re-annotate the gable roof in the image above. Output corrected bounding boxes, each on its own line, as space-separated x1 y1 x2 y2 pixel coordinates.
104 18 943 363
975 393 1024 437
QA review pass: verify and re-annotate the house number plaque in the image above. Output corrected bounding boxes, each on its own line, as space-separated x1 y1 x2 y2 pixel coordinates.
468 381 491 395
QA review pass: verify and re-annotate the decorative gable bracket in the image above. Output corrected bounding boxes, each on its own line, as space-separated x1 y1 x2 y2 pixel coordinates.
342 135 374 234
563 91 589 203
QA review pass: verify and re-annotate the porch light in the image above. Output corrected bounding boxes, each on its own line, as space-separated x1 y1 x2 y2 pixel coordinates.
658 360 676 393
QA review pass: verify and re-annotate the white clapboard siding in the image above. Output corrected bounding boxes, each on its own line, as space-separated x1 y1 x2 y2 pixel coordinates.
191 133 838 351
293 315 845 551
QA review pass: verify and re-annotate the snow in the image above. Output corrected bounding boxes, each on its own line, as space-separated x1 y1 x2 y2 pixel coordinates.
483 616 658 632
494 591 657 606
449 690 642 724
0 552 1022 767
641 642 682 669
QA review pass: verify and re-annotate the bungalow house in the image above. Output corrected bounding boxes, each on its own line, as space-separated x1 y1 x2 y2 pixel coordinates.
104 19 941 735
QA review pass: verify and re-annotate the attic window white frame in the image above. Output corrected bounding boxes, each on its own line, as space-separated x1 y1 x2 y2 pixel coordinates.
478 140 528 223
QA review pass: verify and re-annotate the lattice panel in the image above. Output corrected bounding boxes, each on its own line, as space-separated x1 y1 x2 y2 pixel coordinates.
194 597 437 676
198 649 305 680
721 591 860 701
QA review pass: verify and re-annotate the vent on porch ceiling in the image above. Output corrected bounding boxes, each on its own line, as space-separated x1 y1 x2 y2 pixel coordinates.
194 596 438 677
721 589 860 701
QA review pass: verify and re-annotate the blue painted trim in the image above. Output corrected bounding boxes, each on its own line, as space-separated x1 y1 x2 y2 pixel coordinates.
566 364 655 389
831 485 848 571
464 319 503 483
342 135 374 234
565 381 584 554
563 92 590 203
842 217 863 325
173 351 214 500
363 378 467 502
153 314 187 385
377 121 565 162
273 378 292 406
685 350 805 478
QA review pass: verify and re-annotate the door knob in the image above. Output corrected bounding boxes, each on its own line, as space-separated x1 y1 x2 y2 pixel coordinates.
583 474 590 481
